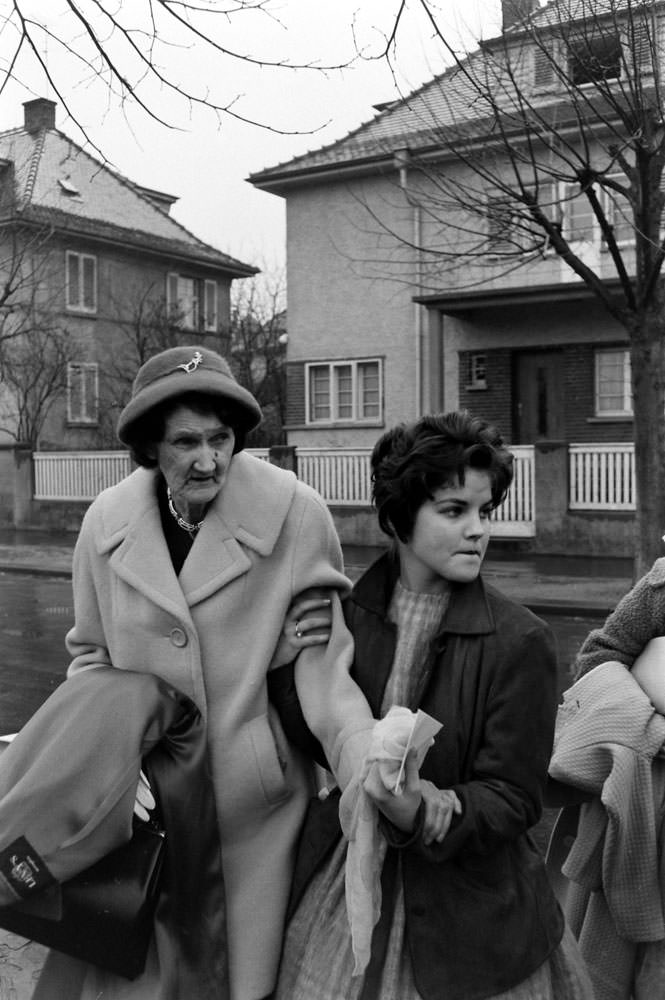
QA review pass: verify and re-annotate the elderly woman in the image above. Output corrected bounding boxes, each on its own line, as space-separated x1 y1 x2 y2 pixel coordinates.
60 345 373 1000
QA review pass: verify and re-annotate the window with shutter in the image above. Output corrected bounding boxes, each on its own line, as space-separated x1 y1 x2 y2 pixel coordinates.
624 17 655 76
533 43 557 89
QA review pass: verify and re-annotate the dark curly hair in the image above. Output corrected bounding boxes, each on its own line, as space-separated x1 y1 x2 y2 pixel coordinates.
126 391 246 468
371 411 514 542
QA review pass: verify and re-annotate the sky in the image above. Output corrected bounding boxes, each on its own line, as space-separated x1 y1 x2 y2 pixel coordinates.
0 0 502 278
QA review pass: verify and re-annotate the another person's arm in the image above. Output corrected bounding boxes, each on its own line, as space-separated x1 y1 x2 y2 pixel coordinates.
574 559 665 678
284 487 374 788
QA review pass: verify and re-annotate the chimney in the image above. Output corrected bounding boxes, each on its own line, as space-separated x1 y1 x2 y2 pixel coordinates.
23 98 56 133
502 0 538 30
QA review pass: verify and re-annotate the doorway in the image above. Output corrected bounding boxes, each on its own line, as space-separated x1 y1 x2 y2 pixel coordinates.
514 350 565 443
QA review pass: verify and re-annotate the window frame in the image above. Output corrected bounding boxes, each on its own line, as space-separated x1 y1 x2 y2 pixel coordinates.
594 347 632 418
305 358 383 425
468 353 487 390
568 30 622 87
65 251 97 314
66 361 99 425
167 272 218 331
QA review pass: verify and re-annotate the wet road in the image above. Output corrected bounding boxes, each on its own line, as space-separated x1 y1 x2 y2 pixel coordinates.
0 571 605 734
0 574 74 733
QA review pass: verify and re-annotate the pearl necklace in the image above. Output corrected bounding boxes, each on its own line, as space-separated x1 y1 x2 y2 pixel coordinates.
167 487 204 534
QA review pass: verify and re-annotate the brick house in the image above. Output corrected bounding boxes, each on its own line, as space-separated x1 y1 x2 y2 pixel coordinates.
0 98 256 451
249 0 658 555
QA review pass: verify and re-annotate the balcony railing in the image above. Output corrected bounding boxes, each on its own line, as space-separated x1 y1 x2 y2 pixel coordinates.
569 443 635 510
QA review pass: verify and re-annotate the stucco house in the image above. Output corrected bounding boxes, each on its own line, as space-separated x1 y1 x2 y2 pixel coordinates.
249 0 659 555
0 97 255 451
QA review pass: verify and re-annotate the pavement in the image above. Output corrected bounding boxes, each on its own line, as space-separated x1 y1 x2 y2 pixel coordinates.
0 529 636 616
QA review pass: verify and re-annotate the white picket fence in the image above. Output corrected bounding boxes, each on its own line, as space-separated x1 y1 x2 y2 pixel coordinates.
492 445 535 537
32 444 537 536
34 451 132 501
569 443 635 510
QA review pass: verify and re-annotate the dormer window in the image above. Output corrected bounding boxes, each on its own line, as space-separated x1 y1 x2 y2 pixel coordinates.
569 32 622 85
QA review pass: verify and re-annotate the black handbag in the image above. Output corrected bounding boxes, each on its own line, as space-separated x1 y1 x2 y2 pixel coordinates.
0 817 165 980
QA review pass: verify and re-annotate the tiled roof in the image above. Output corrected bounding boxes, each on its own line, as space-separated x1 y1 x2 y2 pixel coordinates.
250 0 657 189
0 125 255 276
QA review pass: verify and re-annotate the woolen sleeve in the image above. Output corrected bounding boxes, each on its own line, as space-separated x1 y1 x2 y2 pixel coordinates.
574 558 665 679
288 485 374 789
65 502 114 676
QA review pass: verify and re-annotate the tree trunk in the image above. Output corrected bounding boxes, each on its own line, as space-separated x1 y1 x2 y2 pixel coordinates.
630 303 665 579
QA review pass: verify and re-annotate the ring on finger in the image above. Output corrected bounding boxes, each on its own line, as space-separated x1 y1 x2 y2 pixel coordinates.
295 621 302 638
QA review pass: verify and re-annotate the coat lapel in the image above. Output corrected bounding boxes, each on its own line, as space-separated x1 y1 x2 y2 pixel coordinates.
102 473 193 622
178 452 297 607
98 455 297 613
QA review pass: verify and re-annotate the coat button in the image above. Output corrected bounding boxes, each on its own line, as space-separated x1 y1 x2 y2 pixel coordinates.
411 905 426 918
169 627 188 647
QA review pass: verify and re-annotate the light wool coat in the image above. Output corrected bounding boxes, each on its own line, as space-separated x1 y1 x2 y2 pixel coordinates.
65 452 372 1000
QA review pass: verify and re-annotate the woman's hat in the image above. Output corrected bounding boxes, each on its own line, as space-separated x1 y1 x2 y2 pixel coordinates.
117 346 262 446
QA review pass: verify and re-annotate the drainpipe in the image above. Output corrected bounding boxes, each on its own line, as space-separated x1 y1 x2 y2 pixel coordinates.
394 148 423 416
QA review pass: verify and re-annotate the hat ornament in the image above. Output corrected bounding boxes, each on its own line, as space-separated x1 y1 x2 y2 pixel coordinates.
177 351 203 374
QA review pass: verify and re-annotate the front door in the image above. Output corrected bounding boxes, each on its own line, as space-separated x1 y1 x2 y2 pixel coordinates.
514 350 565 443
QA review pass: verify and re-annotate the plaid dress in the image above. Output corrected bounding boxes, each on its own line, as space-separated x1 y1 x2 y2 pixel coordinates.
275 582 594 1000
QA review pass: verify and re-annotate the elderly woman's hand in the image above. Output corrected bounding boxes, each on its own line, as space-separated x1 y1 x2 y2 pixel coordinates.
269 588 333 671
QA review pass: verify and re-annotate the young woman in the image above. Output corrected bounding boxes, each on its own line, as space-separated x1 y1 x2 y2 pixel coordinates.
271 411 594 1000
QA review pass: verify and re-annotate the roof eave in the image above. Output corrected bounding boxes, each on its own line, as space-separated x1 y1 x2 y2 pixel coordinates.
0 209 257 278
414 277 625 312
249 151 400 195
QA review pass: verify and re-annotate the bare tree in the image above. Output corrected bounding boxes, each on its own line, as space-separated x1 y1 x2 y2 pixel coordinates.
0 1 355 157
226 268 287 446
0 225 77 447
0 323 74 447
359 0 665 576
95 284 212 444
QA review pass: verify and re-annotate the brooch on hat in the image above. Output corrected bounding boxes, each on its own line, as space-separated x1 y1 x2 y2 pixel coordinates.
178 351 203 374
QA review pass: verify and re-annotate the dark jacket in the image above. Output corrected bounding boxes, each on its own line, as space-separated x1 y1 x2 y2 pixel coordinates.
274 554 564 1000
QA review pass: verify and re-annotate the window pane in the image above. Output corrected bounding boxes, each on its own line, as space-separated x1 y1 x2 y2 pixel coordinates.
204 280 217 330
67 254 80 307
167 273 179 312
566 190 595 241
606 191 633 244
596 350 631 413
82 256 96 309
570 33 621 85
309 367 330 421
335 365 353 419
358 362 379 417
68 364 83 420
178 277 196 329
83 365 98 421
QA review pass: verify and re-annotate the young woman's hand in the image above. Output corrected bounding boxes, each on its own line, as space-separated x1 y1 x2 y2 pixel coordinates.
420 780 462 845
363 748 422 833
269 588 333 671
